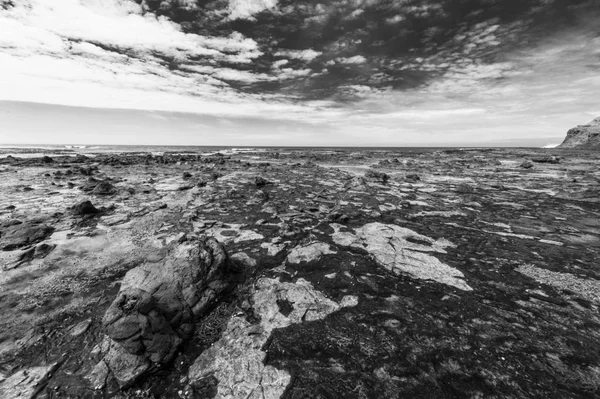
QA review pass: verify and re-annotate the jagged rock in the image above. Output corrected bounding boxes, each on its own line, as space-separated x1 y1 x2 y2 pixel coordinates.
0 222 54 251
182 171 192 179
559 117 600 149
92 181 116 195
99 238 235 386
72 200 100 215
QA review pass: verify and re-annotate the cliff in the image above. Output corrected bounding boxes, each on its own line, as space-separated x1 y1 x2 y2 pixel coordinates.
559 117 600 149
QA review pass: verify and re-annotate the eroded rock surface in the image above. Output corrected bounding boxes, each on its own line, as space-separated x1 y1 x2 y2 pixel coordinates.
187 277 357 398
332 222 471 291
99 238 236 386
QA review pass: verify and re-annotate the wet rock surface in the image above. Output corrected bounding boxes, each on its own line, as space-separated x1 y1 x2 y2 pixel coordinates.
0 147 599 398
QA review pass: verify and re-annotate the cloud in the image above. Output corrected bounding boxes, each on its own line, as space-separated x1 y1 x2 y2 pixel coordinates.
274 49 322 61
0 0 599 145
227 0 278 20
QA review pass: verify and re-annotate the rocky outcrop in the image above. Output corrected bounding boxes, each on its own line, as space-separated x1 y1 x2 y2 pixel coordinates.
96 238 237 387
559 117 600 149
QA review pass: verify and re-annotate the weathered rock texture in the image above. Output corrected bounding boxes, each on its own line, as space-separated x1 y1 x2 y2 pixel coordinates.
0 221 54 251
187 277 358 399
332 222 472 291
559 117 600 149
98 238 235 386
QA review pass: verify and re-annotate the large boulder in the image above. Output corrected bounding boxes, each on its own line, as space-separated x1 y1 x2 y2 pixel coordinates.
98 238 236 387
558 117 600 149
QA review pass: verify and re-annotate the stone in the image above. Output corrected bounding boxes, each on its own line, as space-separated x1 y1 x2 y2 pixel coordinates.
286 242 336 264
532 155 560 164
102 238 235 370
520 160 534 169
92 181 117 195
365 169 389 183
69 318 93 337
0 222 54 251
72 200 100 215
254 176 270 187
455 183 474 193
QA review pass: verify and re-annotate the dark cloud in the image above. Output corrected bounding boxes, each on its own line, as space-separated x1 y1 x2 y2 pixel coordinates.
134 0 599 100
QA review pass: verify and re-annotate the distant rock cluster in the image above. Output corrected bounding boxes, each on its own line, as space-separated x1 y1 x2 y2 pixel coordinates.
559 117 600 149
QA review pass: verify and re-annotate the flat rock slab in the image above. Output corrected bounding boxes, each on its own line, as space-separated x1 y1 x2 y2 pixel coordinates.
332 222 472 291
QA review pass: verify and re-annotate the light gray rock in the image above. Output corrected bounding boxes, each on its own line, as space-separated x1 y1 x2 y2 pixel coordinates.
188 277 358 398
331 222 472 291
286 242 335 264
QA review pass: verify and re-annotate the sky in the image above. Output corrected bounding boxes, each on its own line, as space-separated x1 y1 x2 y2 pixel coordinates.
0 0 599 147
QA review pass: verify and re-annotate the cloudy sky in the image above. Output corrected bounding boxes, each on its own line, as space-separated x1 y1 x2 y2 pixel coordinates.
1 0 599 146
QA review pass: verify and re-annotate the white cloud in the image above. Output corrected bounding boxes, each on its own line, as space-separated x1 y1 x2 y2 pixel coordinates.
272 59 289 69
274 49 322 61
336 55 367 64
228 0 278 20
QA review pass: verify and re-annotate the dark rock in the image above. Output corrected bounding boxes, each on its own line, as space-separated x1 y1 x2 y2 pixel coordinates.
520 161 534 169
254 176 270 187
35 243 56 258
1 219 22 228
101 238 236 372
72 200 100 215
5 205 16 210
182 171 192 179
41 156 53 163
455 183 474 193
92 181 116 195
405 174 420 181
364 170 389 183
0 222 54 251
532 155 560 164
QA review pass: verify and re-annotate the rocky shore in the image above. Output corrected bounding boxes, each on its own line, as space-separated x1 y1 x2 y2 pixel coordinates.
0 147 599 398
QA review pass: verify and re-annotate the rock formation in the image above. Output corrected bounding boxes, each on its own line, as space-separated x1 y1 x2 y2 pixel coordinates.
96 237 237 387
559 117 600 149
